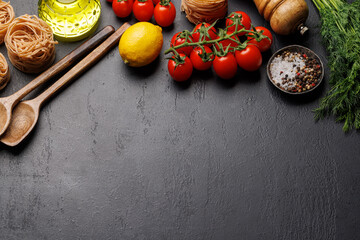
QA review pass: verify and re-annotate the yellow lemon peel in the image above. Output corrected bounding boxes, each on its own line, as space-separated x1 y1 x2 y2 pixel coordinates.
119 22 163 67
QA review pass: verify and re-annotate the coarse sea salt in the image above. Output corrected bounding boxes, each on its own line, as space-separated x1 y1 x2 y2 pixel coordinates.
269 53 305 90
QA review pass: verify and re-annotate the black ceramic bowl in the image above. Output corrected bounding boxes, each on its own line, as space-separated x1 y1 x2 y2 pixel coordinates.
267 45 324 95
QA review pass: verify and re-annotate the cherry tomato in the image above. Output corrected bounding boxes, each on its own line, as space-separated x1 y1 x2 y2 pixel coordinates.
112 0 133 18
154 1 176 27
192 23 218 44
168 54 193 82
107 0 113 3
152 0 159 4
133 0 154 22
226 11 251 36
215 35 239 51
170 32 193 56
213 53 238 79
235 45 262 72
190 46 214 71
248 26 273 52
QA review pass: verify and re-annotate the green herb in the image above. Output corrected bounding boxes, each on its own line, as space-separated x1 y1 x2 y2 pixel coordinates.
312 0 360 131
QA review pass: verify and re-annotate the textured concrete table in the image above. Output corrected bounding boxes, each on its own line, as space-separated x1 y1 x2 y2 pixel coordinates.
0 1 359 239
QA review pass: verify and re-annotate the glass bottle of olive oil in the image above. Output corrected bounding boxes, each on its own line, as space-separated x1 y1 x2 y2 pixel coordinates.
38 0 101 42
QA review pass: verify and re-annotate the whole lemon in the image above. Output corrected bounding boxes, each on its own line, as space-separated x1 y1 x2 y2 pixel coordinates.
119 22 163 67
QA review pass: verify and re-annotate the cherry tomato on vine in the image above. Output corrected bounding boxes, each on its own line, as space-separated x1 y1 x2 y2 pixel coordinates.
192 23 218 45
168 54 193 82
133 0 154 22
152 0 160 4
170 32 193 56
248 26 273 52
112 0 133 18
215 35 239 51
213 53 238 79
190 46 214 71
154 1 176 27
226 11 251 36
235 45 262 72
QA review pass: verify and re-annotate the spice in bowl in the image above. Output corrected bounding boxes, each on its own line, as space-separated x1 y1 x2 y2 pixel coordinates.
267 45 323 94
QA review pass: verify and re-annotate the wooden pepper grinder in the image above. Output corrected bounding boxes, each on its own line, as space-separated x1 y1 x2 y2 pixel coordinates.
253 0 309 35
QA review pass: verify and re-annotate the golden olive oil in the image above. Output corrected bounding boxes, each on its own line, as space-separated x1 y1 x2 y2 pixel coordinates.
38 0 101 42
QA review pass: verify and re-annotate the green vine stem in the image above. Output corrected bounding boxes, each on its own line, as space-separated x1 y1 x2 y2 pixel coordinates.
159 0 171 6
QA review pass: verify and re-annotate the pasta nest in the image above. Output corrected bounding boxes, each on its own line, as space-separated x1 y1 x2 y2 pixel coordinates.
0 0 15 44
181 0 228 24
0 52 9 90
5 14 57 73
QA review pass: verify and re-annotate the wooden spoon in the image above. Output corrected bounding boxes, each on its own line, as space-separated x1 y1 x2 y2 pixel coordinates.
0 23 130 147
0 25 116 137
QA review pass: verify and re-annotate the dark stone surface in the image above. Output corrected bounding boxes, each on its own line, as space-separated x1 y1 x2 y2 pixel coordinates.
0 0 359 239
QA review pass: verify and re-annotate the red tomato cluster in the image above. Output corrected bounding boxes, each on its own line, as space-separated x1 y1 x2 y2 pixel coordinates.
167 12 273 82
108 0 176 27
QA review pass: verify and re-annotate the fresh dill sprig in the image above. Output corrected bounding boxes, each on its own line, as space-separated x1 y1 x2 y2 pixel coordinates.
312 0 360 132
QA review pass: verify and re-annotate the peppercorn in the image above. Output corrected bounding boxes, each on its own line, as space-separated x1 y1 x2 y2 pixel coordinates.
270 49 322 93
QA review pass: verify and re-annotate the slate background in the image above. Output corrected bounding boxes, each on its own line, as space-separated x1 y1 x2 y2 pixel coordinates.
0 0 359 239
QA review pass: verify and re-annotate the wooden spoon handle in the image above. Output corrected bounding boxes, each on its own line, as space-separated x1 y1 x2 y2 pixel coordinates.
32 23 131 107
8 25 116 104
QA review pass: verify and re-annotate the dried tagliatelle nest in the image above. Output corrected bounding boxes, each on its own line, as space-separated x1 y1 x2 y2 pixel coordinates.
181 0 228 24
0 52 10 90
5 15 57 73
0 1 15 44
